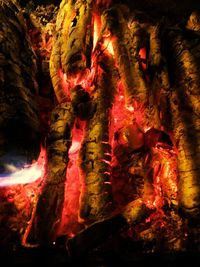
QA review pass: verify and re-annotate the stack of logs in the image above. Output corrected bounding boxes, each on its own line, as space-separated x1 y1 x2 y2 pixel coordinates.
0 0 200 254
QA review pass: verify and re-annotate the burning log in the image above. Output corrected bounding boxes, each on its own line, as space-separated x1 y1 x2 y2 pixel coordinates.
122 198 152 225
101 6 152 130
146 21 172 132
102 7 148 105
78 51 117 223
129 21 147 59
49 37 68 103
148 23 162 69
142 153 155 208
186 11 200 32
170 90 200 219
49 0 94 102
152 64 172 132
165 28 200 218
146 20 174 133
0 0 40 171
67 198 152 257
67 215 127 257
26 102 75 245
70 84 93 120
167 30 200 116
57 0 93 77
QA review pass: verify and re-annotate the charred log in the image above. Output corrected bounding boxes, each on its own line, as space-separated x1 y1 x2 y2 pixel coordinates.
165 27 200 218
67 215 128 258
56 0 93 76
0 0 41 171
26 102 75 245
70 84 93 120
130 21 148 59
67 198 152 258
102 7 148 105
148 23 162 69
122 198 152 225
49 36 68 103
167 30 200 116
170 90 200 219
78 51 116 223
101 6 152 130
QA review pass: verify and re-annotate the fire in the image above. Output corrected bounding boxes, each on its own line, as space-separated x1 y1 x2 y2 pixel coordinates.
0 147 46 187
2 1 181 249
58 119 85 236
103 36 114 55
139 47 147 70
93 14 101 50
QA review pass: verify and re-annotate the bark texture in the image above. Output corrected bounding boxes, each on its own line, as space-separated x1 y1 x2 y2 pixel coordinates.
50 0 93 103
166 29 200 218
0 0 40 171
26 102 75 245
79 51 117 222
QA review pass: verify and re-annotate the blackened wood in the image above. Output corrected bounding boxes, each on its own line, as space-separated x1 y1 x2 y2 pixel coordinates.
165 29 200 218
102 7 148 105
70 84 93 120
148 23 161 69
60 0 93 76
151 63 172 132
0 0 40 171
26 103 75 245
167 30 200 116
58 0 92 74
78 51 117 223
130 21 148 58
170 90 200 219
49 36 68 103
67 199 152 257
67 215 128 257
148 22 172 132
101 6 152 131
122 198 152 225
50 0 93 103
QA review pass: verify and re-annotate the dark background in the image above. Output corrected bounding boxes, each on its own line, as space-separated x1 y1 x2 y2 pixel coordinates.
20 0 200 16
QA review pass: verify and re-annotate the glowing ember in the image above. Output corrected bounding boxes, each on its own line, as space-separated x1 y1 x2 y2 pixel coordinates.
139 47 147 70
68 141 81 154
93 14 101 50
59 120 85 236
103 37 114 55
0 147 46 187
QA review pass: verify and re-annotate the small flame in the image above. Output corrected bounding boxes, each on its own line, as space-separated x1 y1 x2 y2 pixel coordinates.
103 37 114 55
69 141 81 155
125 105 134 112
0 147 46 187
59 69 70 96
93 14 101 50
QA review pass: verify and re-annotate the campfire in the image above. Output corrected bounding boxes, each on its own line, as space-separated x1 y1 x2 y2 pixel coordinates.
0 0 200 261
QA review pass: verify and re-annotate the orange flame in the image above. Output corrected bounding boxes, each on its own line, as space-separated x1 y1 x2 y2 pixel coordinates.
58 119 85 236
139 47 147 71
103 37 114 56
93 14 101 51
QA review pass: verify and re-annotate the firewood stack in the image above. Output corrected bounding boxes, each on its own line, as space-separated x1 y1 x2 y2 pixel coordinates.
0 0 200 254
